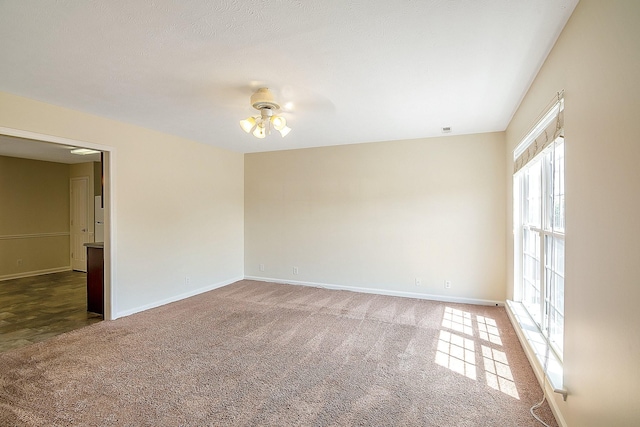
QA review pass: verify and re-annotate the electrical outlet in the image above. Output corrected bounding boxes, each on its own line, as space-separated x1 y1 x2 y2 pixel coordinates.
259 264 265 272
185 276 191 285
415 278 422 286
444 280 451 289
293 267 299 275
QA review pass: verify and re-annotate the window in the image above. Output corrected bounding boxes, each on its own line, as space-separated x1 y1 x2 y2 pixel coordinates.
509 93 567 397
512 93 565 364
518 139 565 359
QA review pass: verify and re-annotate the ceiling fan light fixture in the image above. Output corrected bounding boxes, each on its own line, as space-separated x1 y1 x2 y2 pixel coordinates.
240 88 291 139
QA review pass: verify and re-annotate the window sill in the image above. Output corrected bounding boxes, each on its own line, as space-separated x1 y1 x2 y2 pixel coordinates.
505 300 567 400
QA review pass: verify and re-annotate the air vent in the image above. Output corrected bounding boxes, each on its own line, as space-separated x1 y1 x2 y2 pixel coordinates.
442 127 452 133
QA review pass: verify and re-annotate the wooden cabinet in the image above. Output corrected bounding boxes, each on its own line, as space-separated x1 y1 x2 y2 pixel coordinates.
85 244 104 316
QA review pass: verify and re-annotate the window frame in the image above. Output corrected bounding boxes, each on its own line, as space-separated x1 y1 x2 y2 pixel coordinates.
516 136 565 361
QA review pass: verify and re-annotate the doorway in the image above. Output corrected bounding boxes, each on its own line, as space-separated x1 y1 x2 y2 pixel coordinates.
0 126 113 321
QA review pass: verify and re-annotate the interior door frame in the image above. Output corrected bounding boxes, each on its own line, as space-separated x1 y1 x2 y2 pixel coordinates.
0 126 116 320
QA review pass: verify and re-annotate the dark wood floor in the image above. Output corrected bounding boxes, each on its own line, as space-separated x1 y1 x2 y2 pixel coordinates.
0 271 102 352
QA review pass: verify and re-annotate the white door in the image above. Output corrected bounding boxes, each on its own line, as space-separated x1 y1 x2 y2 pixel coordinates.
70 177 89 272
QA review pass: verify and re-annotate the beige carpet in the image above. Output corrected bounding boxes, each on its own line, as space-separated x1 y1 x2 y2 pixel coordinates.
0 280 558 426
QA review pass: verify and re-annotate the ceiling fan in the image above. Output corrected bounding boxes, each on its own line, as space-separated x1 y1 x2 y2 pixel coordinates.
239 88 291 139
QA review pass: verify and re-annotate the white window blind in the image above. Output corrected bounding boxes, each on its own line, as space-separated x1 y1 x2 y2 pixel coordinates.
513 91 564 173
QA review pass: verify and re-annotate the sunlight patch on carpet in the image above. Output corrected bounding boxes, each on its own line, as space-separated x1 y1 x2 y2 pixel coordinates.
436 307 520 400
441 307 473 336
435 330 477 380
482 345 519 399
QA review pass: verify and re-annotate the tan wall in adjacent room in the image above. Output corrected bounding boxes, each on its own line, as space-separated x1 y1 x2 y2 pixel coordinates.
0 155 70 279
245 132 506 303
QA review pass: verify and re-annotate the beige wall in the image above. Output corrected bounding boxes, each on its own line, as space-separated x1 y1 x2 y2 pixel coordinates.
246 132 506 303
0 155 70 278
0 91 245 318
505 1 640 425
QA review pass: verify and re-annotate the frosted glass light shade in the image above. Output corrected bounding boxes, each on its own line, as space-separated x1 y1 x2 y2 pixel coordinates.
270 115 290 137
253 124 266 139
240 117 256 133
271 115 286 130
278 126 291 137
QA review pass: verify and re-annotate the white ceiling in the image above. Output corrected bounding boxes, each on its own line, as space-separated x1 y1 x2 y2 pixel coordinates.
0 0 578 157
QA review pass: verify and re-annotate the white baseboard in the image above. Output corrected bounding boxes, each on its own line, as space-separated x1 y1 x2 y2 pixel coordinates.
114 276 243 319
244 275 503 307
0 266 72 282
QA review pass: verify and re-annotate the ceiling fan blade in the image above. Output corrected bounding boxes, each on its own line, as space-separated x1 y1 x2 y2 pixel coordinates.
278 84 336 114
210 82 335 117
